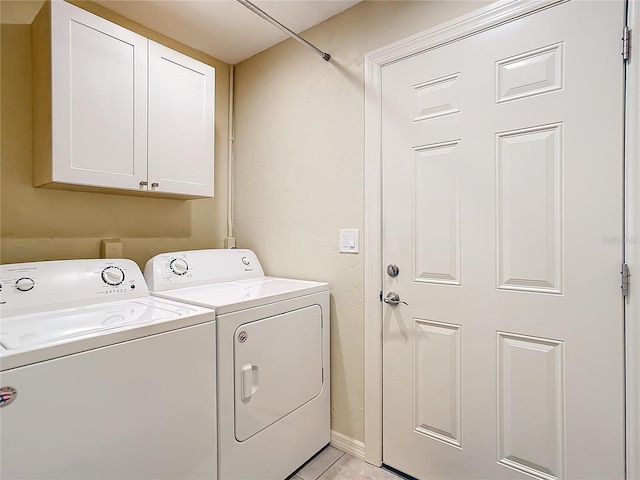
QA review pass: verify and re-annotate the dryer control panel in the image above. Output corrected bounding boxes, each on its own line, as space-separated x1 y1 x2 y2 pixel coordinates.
0 259 148 317
144 249 265 292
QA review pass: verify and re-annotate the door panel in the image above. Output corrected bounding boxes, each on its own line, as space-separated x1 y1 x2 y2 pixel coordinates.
381 2 625 479
496 124 563 293
414 141 462 285
233 305 323 442
497 332 565 479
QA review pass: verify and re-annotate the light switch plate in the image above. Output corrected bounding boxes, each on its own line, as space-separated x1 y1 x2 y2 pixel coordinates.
339 229 359 254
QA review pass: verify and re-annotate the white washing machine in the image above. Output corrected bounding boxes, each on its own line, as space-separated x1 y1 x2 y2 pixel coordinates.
0 259 217 480
144 249 330 480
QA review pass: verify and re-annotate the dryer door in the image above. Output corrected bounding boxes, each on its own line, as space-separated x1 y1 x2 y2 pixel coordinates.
234 304 323 441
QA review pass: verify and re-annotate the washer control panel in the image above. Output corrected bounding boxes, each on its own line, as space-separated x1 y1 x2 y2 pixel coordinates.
0 259 148 318
144 249 265 292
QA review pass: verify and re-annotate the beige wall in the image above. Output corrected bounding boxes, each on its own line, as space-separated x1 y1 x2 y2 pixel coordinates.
2 0 493 447
233 0 490 443
0 1 230 269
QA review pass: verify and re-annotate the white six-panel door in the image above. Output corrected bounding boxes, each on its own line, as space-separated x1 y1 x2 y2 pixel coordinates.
381 2 625 478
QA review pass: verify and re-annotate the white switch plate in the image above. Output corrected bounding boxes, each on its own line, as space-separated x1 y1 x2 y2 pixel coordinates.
339 229 359 254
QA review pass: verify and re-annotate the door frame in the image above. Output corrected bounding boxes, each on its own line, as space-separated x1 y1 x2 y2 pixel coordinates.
624 2 640 478
362 1 639 477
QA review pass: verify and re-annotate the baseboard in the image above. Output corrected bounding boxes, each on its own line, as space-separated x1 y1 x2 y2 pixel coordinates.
330 430 365 461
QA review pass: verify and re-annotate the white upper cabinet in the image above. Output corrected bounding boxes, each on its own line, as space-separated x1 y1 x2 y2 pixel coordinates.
40 1 148 192
33 1 215 199
148 41 215 197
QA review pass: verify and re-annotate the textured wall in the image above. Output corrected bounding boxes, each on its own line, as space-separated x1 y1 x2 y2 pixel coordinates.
2 0 493 447
233 0 490 443
0 1 230 269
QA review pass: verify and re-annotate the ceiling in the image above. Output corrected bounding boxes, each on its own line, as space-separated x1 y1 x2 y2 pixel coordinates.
95 0 361 64
1 0 359 64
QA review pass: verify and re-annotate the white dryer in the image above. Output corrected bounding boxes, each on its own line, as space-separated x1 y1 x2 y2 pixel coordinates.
0 259 217 480
144 249 330 480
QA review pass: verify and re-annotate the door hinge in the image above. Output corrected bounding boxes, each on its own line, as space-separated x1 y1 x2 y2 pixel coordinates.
622 263 630 298
623 26 631 62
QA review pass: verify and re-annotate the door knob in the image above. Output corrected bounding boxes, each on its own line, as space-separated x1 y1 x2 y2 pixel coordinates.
383 291 407 306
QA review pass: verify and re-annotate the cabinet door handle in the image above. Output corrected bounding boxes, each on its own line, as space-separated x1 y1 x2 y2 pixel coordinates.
151 182 159 188
139 181 148 187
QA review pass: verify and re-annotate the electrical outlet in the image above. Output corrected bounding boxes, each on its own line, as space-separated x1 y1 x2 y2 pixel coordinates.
224 237 236 248
101 239 123 258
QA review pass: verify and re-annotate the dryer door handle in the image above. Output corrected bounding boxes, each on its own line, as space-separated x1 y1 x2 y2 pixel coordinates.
241 364 259 402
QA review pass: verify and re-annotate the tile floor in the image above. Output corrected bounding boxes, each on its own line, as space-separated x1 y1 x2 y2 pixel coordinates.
290 446 402 480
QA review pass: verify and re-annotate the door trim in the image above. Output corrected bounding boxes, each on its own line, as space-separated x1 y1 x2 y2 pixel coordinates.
363 1 637 476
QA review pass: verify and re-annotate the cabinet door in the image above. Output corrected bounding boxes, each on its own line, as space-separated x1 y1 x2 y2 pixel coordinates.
51 1 148 190
148 41 215 197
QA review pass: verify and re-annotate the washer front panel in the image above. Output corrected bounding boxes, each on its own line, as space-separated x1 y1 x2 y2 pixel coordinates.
0 321 217 480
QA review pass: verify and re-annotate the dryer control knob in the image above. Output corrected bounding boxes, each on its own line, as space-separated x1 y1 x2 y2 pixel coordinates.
241 257 250 266
15 277 35 292
101 266 125 286
170 258 189 276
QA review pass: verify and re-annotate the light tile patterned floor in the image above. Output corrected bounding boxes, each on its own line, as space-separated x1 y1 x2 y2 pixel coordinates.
291 446 402 480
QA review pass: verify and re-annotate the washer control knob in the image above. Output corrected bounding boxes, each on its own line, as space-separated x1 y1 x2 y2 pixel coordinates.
15 277 35 292
241 257 250 266
101 266 125 286
170 258 189 276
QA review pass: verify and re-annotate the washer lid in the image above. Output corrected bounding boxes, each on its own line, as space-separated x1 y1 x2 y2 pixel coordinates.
152 277 329 314
1 299 179 350
0 297 215 370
